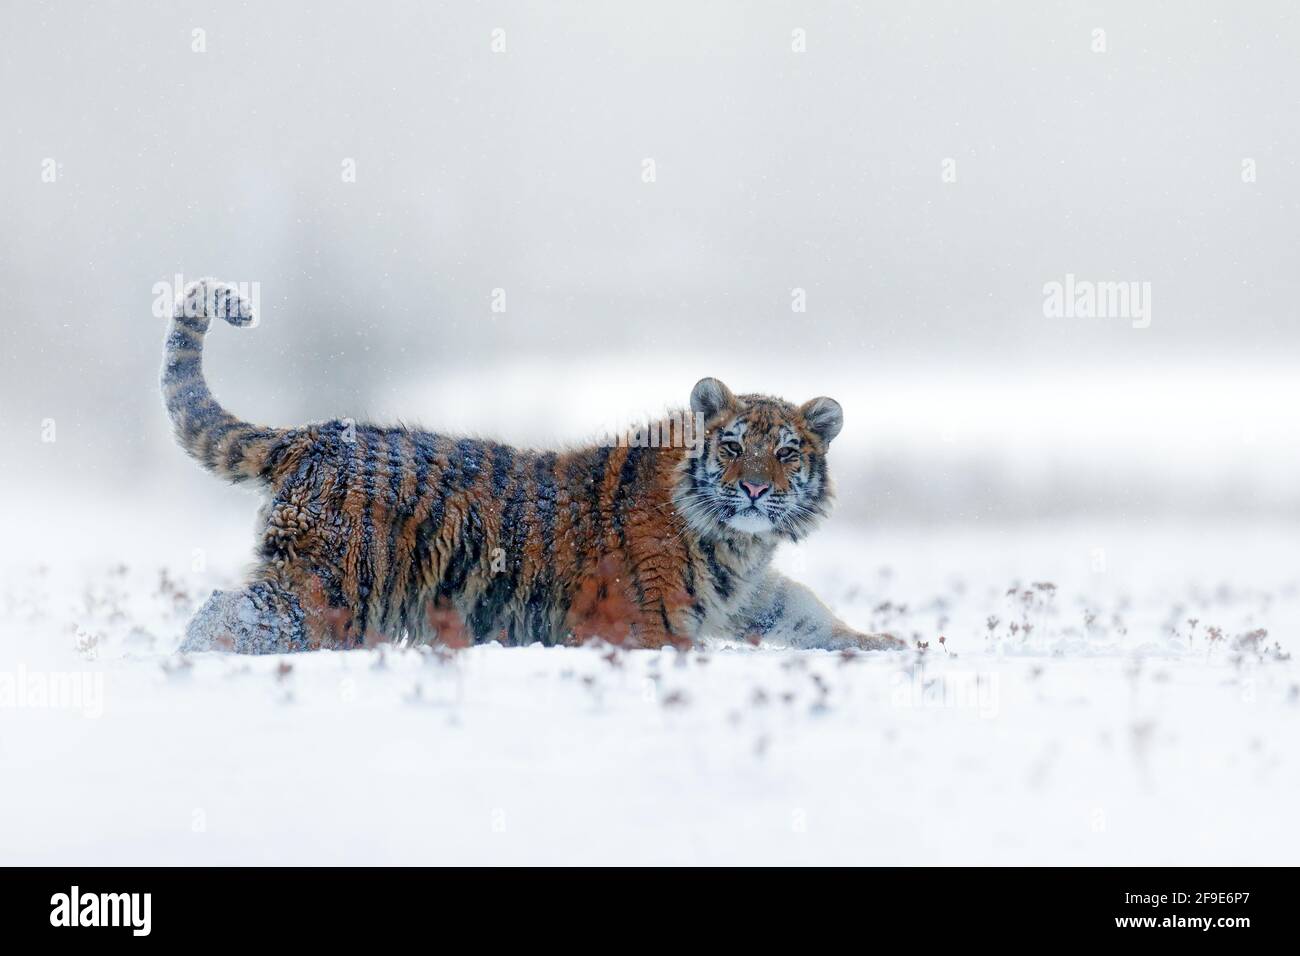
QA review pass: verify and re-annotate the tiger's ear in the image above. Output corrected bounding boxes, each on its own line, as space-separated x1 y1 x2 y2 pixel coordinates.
690 377 736 422
800 396 843 444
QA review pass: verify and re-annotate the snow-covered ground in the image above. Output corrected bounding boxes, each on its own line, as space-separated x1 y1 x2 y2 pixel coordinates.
2 506 1297 865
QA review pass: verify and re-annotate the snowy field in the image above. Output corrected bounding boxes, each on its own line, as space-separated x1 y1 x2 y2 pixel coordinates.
4 0 1298 871
3 504 1297 866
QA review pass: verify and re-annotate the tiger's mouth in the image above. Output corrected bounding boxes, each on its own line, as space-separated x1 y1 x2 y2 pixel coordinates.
725 508 776 534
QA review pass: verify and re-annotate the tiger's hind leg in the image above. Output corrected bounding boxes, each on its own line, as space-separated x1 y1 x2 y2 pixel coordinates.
180 580 310 654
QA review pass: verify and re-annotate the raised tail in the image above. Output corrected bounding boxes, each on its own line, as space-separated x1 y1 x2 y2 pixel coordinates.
161 279 290 485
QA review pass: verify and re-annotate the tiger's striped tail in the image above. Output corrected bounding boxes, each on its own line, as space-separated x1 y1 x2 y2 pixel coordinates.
161 279 288 485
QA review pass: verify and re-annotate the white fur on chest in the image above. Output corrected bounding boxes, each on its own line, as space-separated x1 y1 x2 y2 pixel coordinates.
691 533 775 634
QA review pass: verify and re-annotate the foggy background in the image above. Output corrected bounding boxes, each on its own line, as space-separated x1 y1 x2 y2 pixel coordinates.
3 1 1298 544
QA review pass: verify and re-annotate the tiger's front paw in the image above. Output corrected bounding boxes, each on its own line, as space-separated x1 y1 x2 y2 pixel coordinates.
832 626 907 651
859 631 907 651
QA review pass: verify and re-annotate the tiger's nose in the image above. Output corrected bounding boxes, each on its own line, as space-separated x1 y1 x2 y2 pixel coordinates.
741 481 770 501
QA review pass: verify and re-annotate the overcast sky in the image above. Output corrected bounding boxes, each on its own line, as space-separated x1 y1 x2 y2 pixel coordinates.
2 2 1297 518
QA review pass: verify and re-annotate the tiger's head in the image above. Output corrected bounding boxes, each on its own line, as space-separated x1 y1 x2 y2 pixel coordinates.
676 377 843 541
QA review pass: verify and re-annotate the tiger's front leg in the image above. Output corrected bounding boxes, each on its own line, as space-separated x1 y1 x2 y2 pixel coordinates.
729 569 905 651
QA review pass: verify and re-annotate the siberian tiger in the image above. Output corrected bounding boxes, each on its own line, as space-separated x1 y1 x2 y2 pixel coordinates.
163 279 902 654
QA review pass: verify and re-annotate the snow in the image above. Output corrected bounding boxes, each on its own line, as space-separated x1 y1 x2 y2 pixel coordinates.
2 507 1297 865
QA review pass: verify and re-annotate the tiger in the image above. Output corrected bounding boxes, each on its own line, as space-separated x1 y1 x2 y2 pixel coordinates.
162 279 903 654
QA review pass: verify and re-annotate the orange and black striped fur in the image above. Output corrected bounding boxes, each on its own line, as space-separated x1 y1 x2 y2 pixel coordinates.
164 280 902 654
